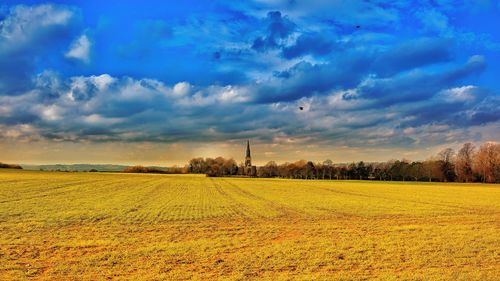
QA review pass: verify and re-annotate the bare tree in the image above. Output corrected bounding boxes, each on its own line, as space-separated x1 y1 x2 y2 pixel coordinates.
323 159 333 179
258 161 278 177
188 157 205 173
223 158 238 176
455 143 475 182
473 142 500 183
306 161 316 179
409 162 424 181
278 162 291 178
294 160 307 179
422 160 441 182
437 148 456 182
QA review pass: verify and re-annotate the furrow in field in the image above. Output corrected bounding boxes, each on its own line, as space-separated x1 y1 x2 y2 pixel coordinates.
0 179 111 204
0 181 130 223
121 176 222 222
150 182 187 222
209 178 257 219
39 178 147 224
304 183 498 215
219 178 304 218
109 177 173 223
219 179 396 217
172 177 210 221
148 180 191 222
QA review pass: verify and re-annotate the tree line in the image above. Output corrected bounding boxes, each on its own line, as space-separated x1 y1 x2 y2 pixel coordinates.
124 165 187 174
188 157 239 177
0 162 22 169
188 142 499 183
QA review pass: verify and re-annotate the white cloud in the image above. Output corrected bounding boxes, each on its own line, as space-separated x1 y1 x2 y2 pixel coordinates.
91 74 115 91
38 104 64 121
172 82 191 96
177 85 250 106
439 86 478 103
0 67 497 149
0 124 40 141
0 4 75 53
82 114 123 125
219 86 250 103
65 34 92 63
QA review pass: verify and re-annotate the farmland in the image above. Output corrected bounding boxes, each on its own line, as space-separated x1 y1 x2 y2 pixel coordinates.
0 169 499 280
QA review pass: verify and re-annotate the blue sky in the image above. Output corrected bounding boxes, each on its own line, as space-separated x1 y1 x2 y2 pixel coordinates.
0 0 499 164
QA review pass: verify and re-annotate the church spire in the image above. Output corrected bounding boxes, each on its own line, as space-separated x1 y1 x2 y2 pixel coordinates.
244 140 255 176
245 140 252 167
246 140 251 158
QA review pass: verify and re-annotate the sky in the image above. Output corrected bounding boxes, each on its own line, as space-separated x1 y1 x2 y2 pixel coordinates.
0 0 499 165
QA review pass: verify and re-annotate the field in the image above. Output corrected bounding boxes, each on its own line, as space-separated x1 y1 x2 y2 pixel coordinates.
0 170 499 280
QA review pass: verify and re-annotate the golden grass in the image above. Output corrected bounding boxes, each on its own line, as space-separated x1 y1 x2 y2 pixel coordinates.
0 169 499 280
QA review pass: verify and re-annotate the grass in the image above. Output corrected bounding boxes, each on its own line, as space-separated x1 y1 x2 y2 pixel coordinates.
0 169 499 280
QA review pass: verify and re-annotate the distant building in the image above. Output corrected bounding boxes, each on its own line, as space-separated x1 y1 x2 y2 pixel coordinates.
244 140 257 176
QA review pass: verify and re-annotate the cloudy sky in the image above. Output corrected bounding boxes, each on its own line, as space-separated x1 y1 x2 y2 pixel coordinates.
0 0 499 165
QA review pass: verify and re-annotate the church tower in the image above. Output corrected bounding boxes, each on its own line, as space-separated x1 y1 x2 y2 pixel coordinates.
245 140 252 167
244 140 256 176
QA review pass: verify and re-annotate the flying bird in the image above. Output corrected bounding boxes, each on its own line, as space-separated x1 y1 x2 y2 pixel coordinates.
299 106 304 111
356 25 361 29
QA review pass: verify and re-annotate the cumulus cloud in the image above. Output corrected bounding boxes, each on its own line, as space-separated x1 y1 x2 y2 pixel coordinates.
1 65 497 150
65 34 92 63
172 82 192 96
0 73 259 142
0 4 75 52
33 70 68 101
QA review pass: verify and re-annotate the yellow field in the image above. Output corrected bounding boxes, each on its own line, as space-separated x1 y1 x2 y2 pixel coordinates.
0 170 499 280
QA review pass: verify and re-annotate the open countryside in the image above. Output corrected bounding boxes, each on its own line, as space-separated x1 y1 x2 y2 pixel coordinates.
1 169 499 280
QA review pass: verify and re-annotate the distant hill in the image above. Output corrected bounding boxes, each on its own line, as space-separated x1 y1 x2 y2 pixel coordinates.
21 164 174 172
21 164 129 172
